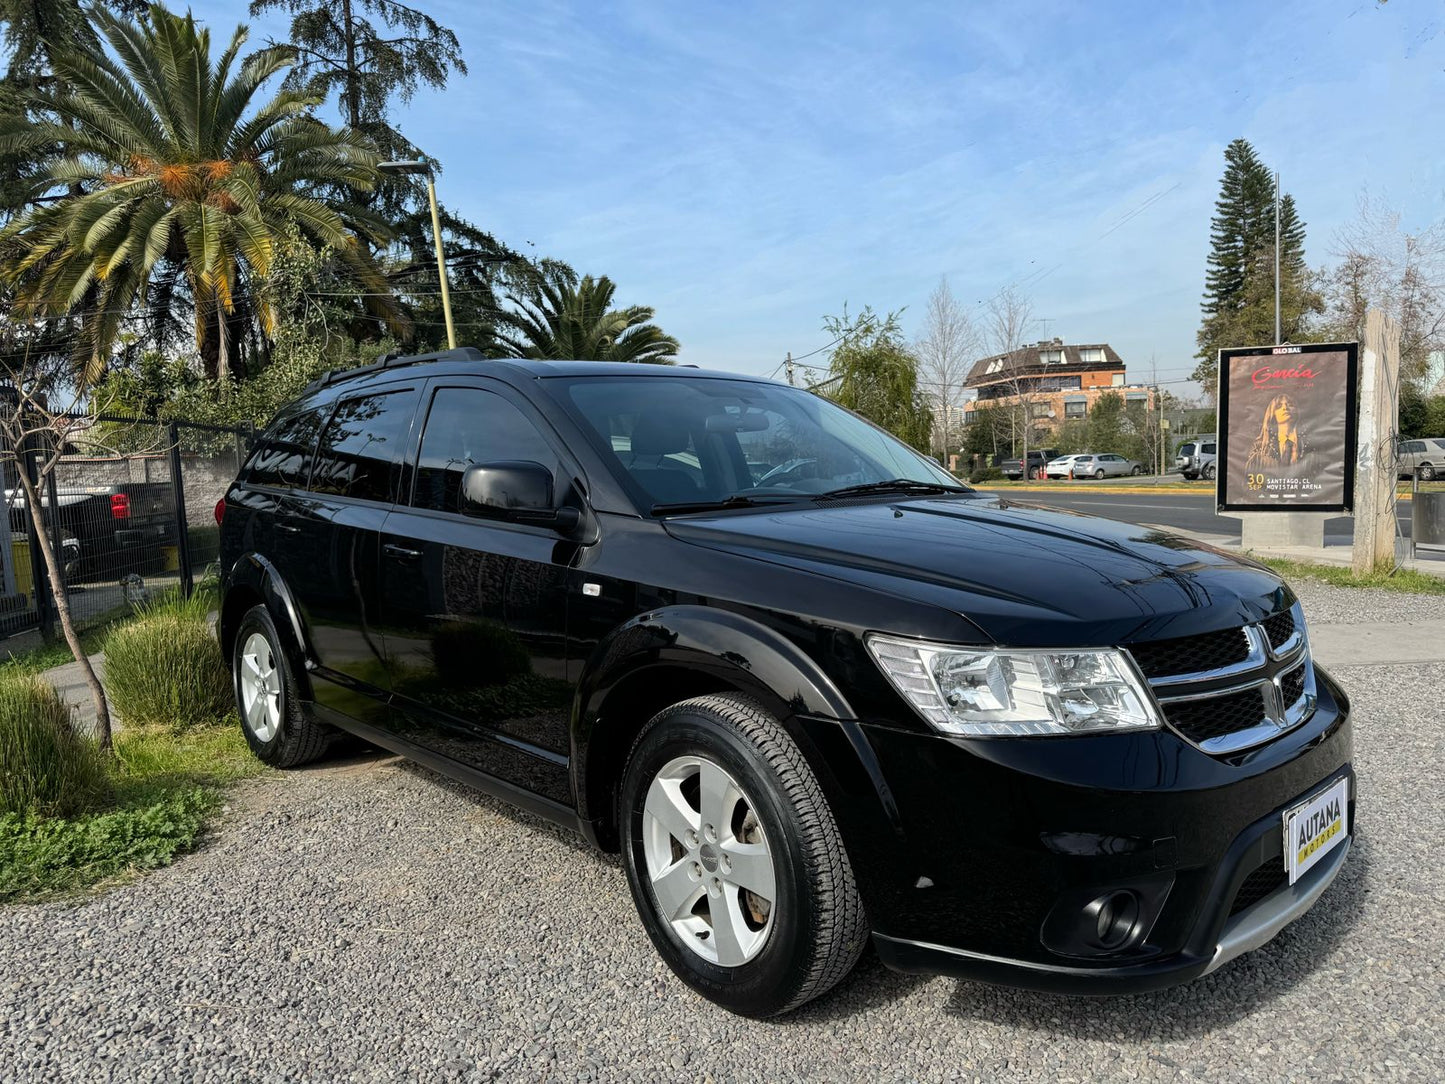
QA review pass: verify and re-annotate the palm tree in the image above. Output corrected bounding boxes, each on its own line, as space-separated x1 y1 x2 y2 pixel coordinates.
0 3 397 381
494 272 679 363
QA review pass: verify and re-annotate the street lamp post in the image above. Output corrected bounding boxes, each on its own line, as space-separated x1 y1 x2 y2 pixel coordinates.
377 158 456 349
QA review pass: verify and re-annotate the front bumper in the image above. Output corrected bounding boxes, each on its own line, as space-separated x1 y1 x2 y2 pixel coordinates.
798 665 1355 994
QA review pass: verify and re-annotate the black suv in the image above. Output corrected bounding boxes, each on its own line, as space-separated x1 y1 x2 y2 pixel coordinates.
217 349 1354 1017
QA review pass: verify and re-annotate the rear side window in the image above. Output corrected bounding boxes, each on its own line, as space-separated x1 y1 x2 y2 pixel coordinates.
1179 444 1195 456
412 387 562 513
240 407 328 490
309 389 418 502
1203 442 1217 455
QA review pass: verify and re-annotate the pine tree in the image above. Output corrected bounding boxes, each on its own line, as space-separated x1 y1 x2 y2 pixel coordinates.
1193 139 1319 392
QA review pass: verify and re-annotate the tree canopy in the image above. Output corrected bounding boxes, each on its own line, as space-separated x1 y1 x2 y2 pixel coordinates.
494 271 679 363
1194 138 1320 392
0 3 397 382
821 306 932 451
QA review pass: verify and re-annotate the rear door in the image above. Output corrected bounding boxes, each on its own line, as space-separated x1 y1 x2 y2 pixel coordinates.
281 382 421 728
376 379 580 806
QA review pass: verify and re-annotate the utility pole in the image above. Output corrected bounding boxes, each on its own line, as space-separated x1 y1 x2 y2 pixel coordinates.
1353 309 1401 575
784 352 795 386
1274 170 1282 345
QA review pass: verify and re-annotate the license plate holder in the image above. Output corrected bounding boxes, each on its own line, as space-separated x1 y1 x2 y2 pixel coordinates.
1283 776 1349 885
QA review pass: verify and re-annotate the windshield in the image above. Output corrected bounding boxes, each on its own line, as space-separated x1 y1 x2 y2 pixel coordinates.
555 375 960 511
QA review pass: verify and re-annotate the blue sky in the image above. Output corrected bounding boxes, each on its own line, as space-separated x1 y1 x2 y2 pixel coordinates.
191 0 1442 395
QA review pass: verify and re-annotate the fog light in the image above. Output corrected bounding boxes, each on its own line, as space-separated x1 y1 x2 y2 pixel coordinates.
1087 890 1141 950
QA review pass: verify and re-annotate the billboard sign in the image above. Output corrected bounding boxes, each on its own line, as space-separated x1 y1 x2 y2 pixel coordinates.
1216 342 1359 513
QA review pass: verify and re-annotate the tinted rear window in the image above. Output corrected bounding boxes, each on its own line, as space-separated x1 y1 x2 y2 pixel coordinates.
309 389 418 502
240 407 328 490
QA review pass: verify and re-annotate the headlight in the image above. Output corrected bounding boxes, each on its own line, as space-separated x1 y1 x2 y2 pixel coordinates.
865 634 1162 737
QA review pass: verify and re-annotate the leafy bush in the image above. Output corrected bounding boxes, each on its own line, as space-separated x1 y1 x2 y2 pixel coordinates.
104 593 232 728
0 673 109 818
0 787 212 901
968 467 1004 483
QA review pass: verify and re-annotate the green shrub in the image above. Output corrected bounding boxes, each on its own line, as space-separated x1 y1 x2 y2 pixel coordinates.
0 672 109 818
0 787 213 901
104 598 232 729
968 467 1004 483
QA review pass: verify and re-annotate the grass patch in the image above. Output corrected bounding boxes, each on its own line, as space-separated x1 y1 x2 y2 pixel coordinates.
1259 556 1445 595
0 672 109 818
0 725 263 903
103 589 231 729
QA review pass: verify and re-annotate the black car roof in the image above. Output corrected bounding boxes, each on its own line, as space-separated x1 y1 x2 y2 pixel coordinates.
301 348 773 397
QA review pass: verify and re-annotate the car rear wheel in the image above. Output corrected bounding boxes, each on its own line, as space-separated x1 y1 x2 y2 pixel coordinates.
232 605 330 767
1094 468 1106 479
620 694 868 1017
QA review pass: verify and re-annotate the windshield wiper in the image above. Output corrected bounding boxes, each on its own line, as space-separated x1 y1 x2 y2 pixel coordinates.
814 478 972 500
650 494 801 515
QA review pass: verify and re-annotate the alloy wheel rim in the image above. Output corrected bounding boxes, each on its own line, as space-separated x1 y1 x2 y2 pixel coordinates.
641 755 777 968
239 631 283 742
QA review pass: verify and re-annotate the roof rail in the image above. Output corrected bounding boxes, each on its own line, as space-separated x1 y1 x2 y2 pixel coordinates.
301 347 488 397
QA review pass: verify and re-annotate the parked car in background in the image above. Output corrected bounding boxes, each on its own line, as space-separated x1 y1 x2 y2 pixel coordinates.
1069 453 1143 479
6 481 175 582
1045 454 1088 479
217 350 1355 1017
999 448 1059 480
1397 437 1445 481
1175 437 1218 480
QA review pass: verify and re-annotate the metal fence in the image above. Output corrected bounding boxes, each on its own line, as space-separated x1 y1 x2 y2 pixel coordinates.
1 414 253 640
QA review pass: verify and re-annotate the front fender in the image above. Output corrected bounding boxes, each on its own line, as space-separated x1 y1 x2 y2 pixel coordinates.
222 552 316 700
575 604 856 731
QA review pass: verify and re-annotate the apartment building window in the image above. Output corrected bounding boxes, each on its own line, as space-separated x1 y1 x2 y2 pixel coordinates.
1038 349 1063 365
1064 399 1086 418
1030 402 1051 418
1038 375 1082 392
1111 373 1125 386
1079 347 1105 365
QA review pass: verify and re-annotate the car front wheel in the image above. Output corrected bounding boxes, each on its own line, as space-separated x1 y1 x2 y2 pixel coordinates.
620 694 868 1017
1203 462 1216 480
1420 464 1437 481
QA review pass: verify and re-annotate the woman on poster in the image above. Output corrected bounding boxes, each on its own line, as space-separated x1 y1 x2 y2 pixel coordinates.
1246 393 1312 473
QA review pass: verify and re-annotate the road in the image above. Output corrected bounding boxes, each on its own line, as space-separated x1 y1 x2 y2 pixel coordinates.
988 485 1439 560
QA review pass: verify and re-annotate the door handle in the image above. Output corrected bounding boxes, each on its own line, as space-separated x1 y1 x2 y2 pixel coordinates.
383 542 422 561
275 522 301 534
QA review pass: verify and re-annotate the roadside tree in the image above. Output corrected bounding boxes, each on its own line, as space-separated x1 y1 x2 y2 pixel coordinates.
0 4 397 383
915 276 979 459
495 271 679 363
821 306 932 451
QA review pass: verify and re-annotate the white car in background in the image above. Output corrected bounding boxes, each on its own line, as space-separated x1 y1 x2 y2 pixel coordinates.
1045 454 1088 479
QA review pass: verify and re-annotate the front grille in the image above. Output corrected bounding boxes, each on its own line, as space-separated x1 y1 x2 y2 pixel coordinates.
1162 686 1268 745
1230 862 1288 916
1262 610 1296 651
1280 664 1306 708
1129 626 1251 680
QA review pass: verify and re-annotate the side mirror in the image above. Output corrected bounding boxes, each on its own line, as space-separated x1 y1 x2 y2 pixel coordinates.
460 461 581 533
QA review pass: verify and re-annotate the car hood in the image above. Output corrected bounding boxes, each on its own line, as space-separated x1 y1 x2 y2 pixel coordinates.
661 495 1292 647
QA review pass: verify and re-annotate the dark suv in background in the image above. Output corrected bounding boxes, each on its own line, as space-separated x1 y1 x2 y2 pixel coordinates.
218 349 1354 1016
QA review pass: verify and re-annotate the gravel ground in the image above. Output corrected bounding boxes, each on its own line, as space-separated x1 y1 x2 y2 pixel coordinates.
1288 577 1445 625
3 593 1442 1082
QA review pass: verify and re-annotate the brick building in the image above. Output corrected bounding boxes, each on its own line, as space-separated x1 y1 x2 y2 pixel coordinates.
961 338 1156 444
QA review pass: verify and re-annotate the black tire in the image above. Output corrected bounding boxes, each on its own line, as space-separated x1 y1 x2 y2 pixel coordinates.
1094 468 1105 480
231 605 330 768
1202 462 1216 481
1420 464 1437 482
1131 465 1144 476
620 694 868 1017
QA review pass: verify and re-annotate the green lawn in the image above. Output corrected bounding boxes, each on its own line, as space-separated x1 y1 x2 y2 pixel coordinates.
1260 556 1445 596
0 724 262 903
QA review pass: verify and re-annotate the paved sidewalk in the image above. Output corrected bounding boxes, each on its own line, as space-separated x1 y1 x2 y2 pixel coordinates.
42 651 107 736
